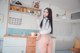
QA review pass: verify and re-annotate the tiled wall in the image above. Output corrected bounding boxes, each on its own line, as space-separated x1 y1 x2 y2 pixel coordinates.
7 28 39 35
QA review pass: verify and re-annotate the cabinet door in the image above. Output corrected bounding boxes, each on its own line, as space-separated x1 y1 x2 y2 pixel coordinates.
26 47 35 53
2 47 26 53
3 37 27 47
2 37 27 53
27 37 36 47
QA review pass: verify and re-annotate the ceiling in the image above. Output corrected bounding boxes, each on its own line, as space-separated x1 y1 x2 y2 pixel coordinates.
40 0 80 12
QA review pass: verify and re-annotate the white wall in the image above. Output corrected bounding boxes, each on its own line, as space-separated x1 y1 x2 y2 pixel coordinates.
76 23 80 40
0 0 9 37
8 12 38 30
69 10 80 40
52 5 72 37
53 22 72 36
72 23 80 40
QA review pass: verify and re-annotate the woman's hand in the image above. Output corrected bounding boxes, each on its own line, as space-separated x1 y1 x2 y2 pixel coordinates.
34 13 39 19
37 33 41 40
37 30 42 40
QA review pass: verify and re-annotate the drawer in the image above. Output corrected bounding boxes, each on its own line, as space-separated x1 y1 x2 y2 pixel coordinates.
27 37 36 47
26 47 35 53
27 37 36 41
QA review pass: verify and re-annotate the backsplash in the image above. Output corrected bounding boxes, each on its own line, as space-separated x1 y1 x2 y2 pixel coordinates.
7 28 39 36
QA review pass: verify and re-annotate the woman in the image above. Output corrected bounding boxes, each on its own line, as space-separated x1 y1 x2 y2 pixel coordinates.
35 8 53 53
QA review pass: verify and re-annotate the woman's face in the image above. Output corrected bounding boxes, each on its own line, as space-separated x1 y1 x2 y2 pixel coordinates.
43 9 49 17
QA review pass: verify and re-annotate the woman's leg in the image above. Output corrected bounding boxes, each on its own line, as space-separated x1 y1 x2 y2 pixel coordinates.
38 37 49 53
48 39 53 53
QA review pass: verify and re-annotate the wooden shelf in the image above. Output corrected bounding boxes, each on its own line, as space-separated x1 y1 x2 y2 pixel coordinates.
10 4 41 10
9 3 41 16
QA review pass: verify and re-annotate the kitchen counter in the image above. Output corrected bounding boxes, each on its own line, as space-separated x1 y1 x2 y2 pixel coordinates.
4 34 56 39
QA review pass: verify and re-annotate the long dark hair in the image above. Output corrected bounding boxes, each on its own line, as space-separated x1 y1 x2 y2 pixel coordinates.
40 8 53 34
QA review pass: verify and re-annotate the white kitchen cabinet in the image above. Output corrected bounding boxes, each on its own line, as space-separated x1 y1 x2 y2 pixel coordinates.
3 37 27 47
3 47 26 53
2 37 27 53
